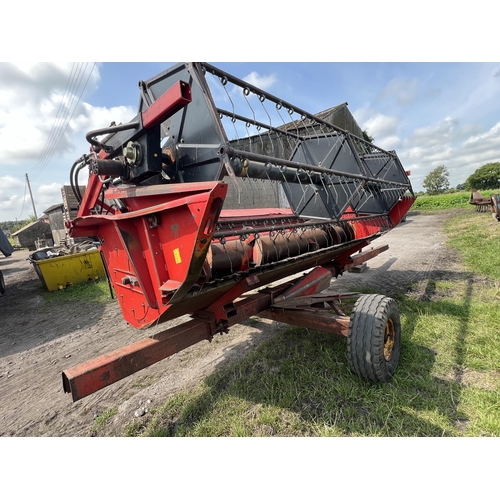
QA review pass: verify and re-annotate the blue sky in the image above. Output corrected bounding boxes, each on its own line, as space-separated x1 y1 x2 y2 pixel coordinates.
1 61 500 223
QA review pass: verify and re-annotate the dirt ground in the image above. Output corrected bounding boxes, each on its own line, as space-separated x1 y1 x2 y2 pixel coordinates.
0 210 463 436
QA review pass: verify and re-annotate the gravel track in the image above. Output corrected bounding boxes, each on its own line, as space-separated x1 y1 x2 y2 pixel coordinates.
0 210 460 436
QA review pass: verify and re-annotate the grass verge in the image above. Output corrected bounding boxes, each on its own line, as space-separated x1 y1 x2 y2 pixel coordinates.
444 210 500 279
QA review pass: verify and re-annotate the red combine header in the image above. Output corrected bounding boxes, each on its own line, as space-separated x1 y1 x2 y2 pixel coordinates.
62 63 415 401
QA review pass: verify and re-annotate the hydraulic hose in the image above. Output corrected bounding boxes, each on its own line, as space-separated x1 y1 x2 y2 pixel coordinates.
70 156 87 203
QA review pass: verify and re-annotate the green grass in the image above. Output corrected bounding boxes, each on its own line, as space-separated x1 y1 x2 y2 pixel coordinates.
444 211 500 278
91 408 117 434
412 190 496 211
42 277 112 305
112 209 500 437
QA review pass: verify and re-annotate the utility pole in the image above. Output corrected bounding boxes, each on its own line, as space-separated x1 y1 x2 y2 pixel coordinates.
26 173 38 219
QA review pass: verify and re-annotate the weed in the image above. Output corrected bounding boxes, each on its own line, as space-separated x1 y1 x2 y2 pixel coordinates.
43 278 112 305
91 408 117 434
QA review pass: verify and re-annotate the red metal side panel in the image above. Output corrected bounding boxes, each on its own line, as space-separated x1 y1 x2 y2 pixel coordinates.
69 182 227 328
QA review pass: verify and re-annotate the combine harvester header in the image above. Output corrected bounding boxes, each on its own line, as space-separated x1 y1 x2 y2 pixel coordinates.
63 62 415 401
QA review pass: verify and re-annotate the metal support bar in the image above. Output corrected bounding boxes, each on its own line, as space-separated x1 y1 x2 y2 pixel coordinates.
62 282 289 401
62 318 213 402
273 267 333 304
270 292 360 310
257 307 350 337
344 244 389 271
225 146 409 189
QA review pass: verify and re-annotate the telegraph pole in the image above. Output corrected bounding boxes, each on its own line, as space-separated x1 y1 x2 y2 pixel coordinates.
26 173 38 219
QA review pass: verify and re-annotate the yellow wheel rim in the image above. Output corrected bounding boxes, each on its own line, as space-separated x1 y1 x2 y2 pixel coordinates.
384 318 396 361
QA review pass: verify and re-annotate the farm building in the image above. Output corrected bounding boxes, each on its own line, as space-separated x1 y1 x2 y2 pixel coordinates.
11 218 52 250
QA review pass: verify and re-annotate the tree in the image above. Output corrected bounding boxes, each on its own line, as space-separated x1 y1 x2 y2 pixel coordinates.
360 130 375 154
0 216 35 234
465 162 500 190
362 129 374 143
422 165 450 195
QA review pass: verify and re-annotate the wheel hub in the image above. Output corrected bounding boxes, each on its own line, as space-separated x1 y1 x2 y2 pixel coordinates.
384 318 396 361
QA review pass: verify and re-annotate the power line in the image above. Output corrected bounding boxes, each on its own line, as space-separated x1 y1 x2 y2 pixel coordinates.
31 63 92 179
30 62 97 181
28 62 81 178
29 62 81 178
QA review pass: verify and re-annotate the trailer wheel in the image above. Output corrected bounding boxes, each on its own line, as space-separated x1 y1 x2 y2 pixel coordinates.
347 294 401 382
0 270 5 295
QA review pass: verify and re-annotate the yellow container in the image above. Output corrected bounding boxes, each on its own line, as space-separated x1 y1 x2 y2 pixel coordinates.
33 249 106 291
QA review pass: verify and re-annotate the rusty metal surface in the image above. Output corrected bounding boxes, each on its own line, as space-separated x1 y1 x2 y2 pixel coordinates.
270 292 361 310
62 318 213 402
273 267 333 304
258 289 363 337
470 189 492 212
344 244 389 270
258 307 351 337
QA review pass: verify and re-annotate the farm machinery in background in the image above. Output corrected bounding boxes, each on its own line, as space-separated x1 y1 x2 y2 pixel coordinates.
469 189 500 221
62 62 415 401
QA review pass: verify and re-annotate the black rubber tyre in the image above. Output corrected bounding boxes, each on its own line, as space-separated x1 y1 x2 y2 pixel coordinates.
347 294 401 382
0 270 5 295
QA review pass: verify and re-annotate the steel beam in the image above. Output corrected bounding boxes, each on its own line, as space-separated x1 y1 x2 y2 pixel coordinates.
62 283 288 402
62 318 212 402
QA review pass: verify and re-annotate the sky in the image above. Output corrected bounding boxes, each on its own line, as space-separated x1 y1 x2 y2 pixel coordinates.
1 60 500 223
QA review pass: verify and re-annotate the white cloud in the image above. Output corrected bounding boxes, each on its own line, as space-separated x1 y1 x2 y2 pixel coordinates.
37 182 66 213
364 114 399 139
377 135 401 151
242 71 277 91
0 62 101 166
464 122 500 147
0 176 24 203
400 118 500 191
380 77 419 106
353 108 400 150
0 62 135 221
71 103 135 135
407 117 458 148
0 176 28 220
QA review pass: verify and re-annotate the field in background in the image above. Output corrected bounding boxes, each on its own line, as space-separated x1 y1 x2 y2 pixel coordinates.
412 189 497 211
